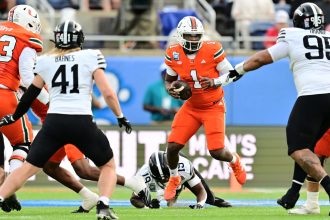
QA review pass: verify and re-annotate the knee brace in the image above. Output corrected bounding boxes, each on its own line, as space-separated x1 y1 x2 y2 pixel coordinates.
9 144 29 172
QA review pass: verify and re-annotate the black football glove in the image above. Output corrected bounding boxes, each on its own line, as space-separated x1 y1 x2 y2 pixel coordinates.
0 114 16 127
189 204 204 209
149 199 160 209
117 116 132 134
228 69 244 82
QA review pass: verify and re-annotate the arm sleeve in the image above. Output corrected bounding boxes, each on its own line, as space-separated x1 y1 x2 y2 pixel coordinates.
166 65 177 76
19 47 37 87
267 41 289 62
12 84 41 120
216 57 234 75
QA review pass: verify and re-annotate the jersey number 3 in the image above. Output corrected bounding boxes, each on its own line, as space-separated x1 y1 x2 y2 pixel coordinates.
52 64 79 94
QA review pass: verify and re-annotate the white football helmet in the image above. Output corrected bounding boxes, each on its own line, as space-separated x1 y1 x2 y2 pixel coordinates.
8 5 41 34
176 16 204 52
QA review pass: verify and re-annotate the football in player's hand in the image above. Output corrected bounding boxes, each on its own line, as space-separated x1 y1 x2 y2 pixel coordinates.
172 80 192 100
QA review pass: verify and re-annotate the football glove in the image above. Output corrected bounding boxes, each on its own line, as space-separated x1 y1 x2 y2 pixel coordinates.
189 204 204 209
117 117 132 134
0 114 16 127
149 199 160 209
228 70 243 82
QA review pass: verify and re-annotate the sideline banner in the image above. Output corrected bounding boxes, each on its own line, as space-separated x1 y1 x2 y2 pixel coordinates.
4 126 293 188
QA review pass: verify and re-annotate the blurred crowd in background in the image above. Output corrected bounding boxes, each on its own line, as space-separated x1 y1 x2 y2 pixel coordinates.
0 0 329 51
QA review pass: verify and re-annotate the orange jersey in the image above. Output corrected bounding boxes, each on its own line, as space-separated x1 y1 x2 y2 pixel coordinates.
0 21 42 91
165 41 225 108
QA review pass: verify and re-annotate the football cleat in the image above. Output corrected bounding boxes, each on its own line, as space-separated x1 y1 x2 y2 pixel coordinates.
164 176 181 201
288 204 320 215
72 206 89 213
2 194 21 212
277 192 300 209
228 153 246 185
213 197 232 208
96 201 118 220
0 199 11 212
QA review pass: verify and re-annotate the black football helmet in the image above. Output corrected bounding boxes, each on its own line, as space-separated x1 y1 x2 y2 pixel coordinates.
148 151 170 183
293 2 324 30
54 20 85 49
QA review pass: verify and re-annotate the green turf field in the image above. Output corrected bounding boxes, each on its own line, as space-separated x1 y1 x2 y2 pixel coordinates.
0 186 326 219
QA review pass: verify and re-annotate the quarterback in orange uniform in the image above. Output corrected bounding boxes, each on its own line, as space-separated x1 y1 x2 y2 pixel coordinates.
163 16 247 202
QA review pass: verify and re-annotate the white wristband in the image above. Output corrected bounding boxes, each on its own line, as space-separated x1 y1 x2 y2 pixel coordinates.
37 88 49 105
117 113 124 118
235 62 246 75
213 77 222 86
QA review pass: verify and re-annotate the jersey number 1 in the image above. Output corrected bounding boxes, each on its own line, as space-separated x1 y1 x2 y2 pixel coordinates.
190 70 202 88
52 64 79 94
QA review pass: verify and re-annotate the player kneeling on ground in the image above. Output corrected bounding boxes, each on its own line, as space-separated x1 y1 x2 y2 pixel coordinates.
123 151 231 209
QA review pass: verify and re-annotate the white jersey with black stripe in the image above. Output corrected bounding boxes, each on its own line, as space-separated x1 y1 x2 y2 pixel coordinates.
136 155 199 193
34 49 106 115
269 28 330 96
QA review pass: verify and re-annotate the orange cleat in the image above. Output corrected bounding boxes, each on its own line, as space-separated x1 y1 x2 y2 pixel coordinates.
229 153 246 185
164 176 181 201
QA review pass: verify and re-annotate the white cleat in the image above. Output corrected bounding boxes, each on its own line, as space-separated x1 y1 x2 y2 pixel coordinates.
288 204 320 215
82 192 99 211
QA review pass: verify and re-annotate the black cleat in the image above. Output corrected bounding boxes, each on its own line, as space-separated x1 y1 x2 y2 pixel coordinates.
72 206 89 213
96 201 118 220
213 197 232 208
0 199 11 212
1 194 21 212
277 192 300 210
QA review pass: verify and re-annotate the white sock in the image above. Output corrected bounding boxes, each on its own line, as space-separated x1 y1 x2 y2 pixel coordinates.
306 191 319 208
124 176 146 193
78 187 95 199
0 196 4 202
98 196 109 206
170 168 178 176
230 154 237 164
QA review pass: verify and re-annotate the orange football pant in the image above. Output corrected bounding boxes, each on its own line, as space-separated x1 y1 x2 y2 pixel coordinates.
0 89 33 146
168 99 226 150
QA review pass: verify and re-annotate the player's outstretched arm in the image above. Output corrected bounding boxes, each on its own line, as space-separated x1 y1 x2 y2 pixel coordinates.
94 68 132 133
228 49 274 82
0 75 44 127
188 182 207 209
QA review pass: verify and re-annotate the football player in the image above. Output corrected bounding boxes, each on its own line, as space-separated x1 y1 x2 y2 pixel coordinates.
227 2 330 212
0 4 49 212
278 128 330 214
0 20 132 220
125 151 232 209
163 16 246 202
